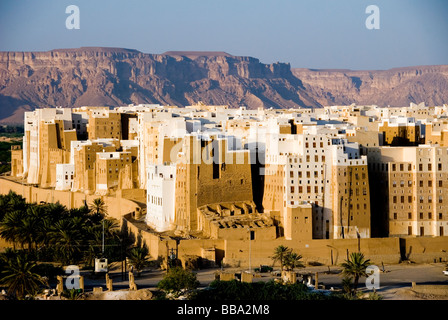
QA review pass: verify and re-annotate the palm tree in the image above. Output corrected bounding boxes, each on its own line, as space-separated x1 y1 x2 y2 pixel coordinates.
48 219 84 265
0 251 45 299
283 251 304 271
0 194 12 221
272 245 291 270
341 252 371 294
127 246 150 276
44 202 68 220
90 198 107 219
18 205 43 252
0 210 25 249
7 191 27 212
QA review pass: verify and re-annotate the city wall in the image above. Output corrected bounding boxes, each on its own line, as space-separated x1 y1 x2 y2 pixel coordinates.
222 237 401 268
1 178 447 267
0 178 141 223
121 214 170 261
402 236 448 263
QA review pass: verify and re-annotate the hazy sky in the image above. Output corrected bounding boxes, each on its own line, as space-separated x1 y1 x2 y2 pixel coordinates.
0 0 447 70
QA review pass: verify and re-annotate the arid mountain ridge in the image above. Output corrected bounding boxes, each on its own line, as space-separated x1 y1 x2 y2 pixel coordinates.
0 47 447 123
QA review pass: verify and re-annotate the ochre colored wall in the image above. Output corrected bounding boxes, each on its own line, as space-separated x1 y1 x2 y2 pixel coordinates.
222 238 401 268
403 236 448 263
2 178 447 267
0 178 141 222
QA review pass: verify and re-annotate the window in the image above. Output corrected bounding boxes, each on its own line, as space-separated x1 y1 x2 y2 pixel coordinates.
420 212 423 219
428 212 432 219
428 164 432 171
393 213 397 220
408 212 412 219
428 180 432 187
419 164 423 171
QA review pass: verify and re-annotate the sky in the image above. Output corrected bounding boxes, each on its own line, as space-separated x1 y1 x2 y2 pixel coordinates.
0 0 447 70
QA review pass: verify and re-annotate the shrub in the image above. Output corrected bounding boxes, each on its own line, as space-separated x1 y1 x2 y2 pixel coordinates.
193 280 337 300
157 267 199 297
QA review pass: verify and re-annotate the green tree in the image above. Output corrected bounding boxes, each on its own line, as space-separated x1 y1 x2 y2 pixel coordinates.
62 288 84 300
127 246 150 276
283 251 304 271
0 210 25 249
0 250 46 300
158 267 199 297
341 252 371 294
271 245 291 270
90 198 107 220
48 219 84 265
193 280 338 300
19 205 43 252
0 194 13 221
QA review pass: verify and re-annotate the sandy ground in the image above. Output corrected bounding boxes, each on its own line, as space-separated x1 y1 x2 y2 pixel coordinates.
379 287 448 300
84 288 153 300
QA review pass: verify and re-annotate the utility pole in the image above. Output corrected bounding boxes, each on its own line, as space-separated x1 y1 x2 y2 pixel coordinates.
248 227 252 273
120 238 124 281
166 242 170 271
340 196 344 239
102 219 105 254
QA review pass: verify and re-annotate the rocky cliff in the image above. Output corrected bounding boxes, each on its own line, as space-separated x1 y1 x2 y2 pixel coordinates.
0 47 447 123
292 66 448 108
